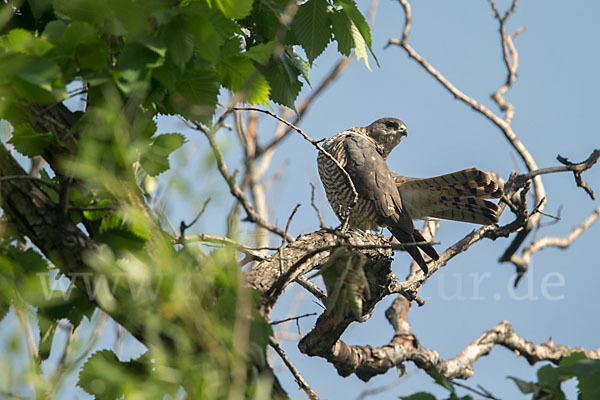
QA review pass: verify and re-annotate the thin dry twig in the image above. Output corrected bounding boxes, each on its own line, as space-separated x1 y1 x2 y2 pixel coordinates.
176 233 277 261
269 338 320 400
452 380 501 400
514 205 600 270
556 150 599 199
13 305 39 362
279 203 301 273
233 107 359 231
310 182 326 229
270 312 317 326
196 122 294 243
282 204 301 245
179 198 211 237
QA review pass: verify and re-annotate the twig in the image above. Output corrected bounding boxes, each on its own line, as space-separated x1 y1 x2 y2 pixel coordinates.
514 205 600 270
269 338 320 400
180 198 211 237
452 380 501 400
282 204 301 245
176 233 277 260
0 175 59 191
557 150 599 199
233 107 359 230
196 123 294 242
270 312 317 326
489 0 520 124
294 276 327 302
310 183 326 229
13 305 39 362
279 204 301 272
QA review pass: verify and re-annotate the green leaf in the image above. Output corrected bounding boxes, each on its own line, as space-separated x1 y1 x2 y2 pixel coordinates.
559 352 588 368
163 18 195 70
265 60 302 109
217 55 270 104
117 42 165 72
38 317 58 361
96 212 151 252
338 0 378 66
78 350 177 399
78 350 133 399
399 393 437 400
186 15 223 63
431 370 455 393
1 28 53 55
291 0 332 64
54 0 111 26
39 169 60 203
508 376 537 394
29 0 54 21
36 287 96 327
11 248 47 273
61 21 98 51
538 364 569 389
283 49 310 85
0 53 65 103
140 133 186 176
212 0 254 19
82 199 114 221
331 11 353 56
42 20 68 44
8 123 56 157
349 18 370 71
171 67 220 120
246 41 276 65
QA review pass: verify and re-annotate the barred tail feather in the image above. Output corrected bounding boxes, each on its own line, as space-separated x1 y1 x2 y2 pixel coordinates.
393 168 504 225
394 168 503 199
429 196 501 225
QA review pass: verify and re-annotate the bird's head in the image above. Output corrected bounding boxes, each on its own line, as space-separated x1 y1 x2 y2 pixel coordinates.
364 117 407 158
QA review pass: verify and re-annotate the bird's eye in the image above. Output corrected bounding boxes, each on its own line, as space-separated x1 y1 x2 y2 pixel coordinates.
385 121 398 129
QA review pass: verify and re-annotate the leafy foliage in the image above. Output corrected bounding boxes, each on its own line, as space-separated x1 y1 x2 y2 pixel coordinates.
1 0 378 396
509 353 600 400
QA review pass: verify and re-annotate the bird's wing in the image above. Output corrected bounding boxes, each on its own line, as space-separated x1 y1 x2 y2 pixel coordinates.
343 133 438 273
393 168 503 225
343 133 407 222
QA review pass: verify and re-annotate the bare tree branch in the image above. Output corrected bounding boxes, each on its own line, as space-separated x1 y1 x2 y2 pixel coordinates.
511 205 600 271
301 319 600 382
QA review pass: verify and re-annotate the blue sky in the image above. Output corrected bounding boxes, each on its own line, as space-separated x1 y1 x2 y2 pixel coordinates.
1 0 599 398
230 1 600 398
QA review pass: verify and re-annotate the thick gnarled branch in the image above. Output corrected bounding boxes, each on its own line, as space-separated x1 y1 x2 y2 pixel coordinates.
308 319 600 382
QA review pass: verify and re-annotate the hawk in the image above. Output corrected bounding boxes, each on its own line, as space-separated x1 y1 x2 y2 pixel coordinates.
317 117 503 274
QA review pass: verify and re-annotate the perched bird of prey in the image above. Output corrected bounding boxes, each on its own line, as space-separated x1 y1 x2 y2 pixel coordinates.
317 117 503 274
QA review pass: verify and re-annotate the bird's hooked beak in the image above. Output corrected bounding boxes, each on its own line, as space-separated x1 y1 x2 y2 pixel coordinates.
399 125 408 137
